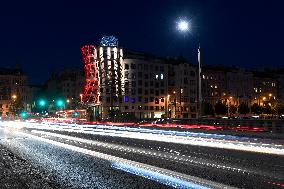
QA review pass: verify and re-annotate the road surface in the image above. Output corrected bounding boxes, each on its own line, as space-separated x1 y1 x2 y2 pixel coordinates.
0 121 283 188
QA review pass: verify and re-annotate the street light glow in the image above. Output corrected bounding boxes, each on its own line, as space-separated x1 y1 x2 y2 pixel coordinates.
56 100 64 107
39 100 46 107
177 20 189 32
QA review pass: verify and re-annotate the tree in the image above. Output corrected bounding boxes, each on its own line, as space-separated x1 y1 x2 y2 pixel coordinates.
251 103 262 115
214 101 227 115
274 103 284 115
229 105 237 114
262 105 272 114
239 103 250 115
203 102 214 116
9 99 24 116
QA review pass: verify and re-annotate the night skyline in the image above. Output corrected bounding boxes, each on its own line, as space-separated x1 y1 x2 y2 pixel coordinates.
1 0 284 84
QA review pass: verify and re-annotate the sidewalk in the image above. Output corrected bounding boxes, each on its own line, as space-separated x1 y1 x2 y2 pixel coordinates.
0 144 62 189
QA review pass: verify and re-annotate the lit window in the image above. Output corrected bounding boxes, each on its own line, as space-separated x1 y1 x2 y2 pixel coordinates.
161 74 164 80
155 74 159 79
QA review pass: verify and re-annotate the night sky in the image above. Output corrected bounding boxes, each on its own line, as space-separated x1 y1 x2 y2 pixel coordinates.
1 0 283 84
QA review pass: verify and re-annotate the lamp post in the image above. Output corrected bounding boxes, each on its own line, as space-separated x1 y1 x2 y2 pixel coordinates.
176 19 202 118
80 94 83 103
166 94 170 118
173 91 177 118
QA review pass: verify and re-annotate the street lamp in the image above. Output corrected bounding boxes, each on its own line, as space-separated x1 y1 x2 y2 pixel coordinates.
80 94 83 103
12 94 17 101
177 20 190 32
176 18 202 119
173 91 177 118
166 94 170 118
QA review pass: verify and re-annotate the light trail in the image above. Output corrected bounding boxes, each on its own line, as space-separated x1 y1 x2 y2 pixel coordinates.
22 121 252 141
112 162 211 189
19 131 234 189
2 121 284 155
30 130 277 178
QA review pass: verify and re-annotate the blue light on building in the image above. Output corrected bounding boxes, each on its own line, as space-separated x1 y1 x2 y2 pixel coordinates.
100 36 118 47
124 96 129 102
131 98 136 103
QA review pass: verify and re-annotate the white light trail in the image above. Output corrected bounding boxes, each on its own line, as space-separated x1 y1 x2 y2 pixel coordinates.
2 121 284 155
33 124 284 155
30 130 276 177
20 131 233 189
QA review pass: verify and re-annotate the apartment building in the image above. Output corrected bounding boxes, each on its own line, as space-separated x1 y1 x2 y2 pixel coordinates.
0 67 28 117
168 61 197 118
80 38 198 119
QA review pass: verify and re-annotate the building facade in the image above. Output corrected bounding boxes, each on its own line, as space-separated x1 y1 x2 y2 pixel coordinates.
226 68 253 106
277 73 284 103
0 67 28 117
80 37 198 119
168 62 197 118
201 66 280 115
252 71 277 106
46 68 85 109
201 66 228 105
121 58 168 118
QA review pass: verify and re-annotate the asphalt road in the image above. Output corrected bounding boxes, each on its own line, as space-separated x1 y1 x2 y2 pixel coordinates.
0 127 171 189
0 122 284 189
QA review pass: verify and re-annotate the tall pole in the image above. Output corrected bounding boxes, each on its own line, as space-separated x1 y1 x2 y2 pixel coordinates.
198 42 202 118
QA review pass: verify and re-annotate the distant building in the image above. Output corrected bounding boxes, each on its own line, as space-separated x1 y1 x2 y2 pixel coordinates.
201 66 280 112
25 85 42 112
0 67 28 117
168 61 197 118
45 69 85 109
252 71 277 106
227 68 253 105
277 73 284 103
201 66 229 105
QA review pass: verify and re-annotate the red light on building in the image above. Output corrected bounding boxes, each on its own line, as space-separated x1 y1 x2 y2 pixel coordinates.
81 45 99 104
